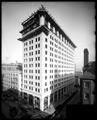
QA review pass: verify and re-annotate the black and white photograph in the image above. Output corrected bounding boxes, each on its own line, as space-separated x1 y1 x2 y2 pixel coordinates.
1 2 96 120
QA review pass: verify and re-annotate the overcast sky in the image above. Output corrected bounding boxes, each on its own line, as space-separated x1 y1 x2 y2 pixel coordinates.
2 2 95 71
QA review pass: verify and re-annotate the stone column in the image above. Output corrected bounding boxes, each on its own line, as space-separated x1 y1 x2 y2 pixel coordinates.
22 92 24 99
48 95 50 107
40 97 44 111
27 94 29 104
40 16 45 26
53 93 54 103
65 39 67 44
57 31 59 36
48 22 51 29
53 27 55 33
60 34 62 40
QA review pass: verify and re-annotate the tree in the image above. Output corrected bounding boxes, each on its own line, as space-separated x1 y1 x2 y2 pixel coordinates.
2 88 19 102
9 106 18 118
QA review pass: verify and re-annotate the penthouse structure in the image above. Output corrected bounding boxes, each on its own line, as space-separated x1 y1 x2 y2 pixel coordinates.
18 5 76 111
2 63 22 91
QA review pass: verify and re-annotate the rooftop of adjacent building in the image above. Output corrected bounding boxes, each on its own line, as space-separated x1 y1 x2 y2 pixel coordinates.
83 61 95 75
80 61 96 81
80 71 95 80
2 63 22 71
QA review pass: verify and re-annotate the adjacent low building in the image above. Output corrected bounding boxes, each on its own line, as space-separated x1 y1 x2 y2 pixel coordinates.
80 71 95 104
2 63 22 91
80 49 95 105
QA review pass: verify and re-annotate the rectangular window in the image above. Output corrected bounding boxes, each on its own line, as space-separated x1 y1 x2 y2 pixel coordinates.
36 44 37 48
45 82 47 86
45 51 47 55
45 44 47 48
35 51 37 55
84 81 90 89
35 38 37 42
45 70 47 73
35 88 37 91
35 82 37 86
29 41 31 44
35 63 37 67
35 76 37 79
45 64 47 67
38 37 40 41
45 76 47 80
45 38 47 42
35 57 37 61
45 57 47 61
26 42 28 46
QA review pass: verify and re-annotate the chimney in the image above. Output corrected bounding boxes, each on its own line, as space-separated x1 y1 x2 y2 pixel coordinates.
84 48 89 67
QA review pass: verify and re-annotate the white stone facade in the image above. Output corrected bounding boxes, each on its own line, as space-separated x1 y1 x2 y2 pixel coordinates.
19 6 76 111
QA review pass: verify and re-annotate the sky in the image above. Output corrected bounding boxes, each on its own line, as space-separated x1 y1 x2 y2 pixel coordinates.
2 2 95 71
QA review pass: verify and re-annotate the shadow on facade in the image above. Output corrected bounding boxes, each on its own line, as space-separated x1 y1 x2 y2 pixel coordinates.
48 70 75 112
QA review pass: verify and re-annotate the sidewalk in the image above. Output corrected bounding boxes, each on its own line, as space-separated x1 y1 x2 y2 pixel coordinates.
44 93 71 114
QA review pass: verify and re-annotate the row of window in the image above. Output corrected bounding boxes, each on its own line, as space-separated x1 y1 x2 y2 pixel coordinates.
24 52 73 64
50 77 74 84
24 75 40 80
50 34 74 52
24 50 40 57
22 81 74 93
50 37 74 54
24 75 41 80
50 47 74 60
4 85 18 89
50 58 74 64
24 37 40 46
24 63 40 67
50 41 74 58
3 77 18 81
2 66 19 71
3 73 18 76
24 62 74 70
35 43 40 48
23 85 40 93
24 56 40 63
44 81 74 93
50 82 74 91
24 38 73 59
24 80 40 86
24 66 74 74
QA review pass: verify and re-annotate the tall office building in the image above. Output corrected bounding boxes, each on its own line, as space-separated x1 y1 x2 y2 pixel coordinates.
18 5 76 111
2 63 22 91
84 48 89 67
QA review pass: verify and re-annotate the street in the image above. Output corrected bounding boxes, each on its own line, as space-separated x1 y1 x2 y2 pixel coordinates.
49 89 80 120
67 90 80 104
